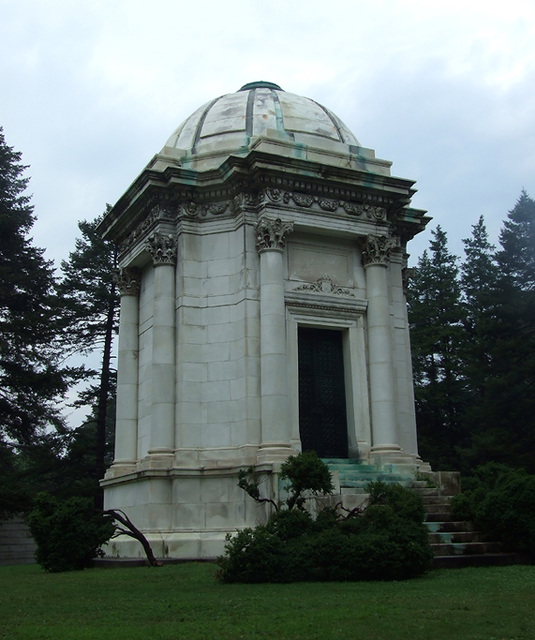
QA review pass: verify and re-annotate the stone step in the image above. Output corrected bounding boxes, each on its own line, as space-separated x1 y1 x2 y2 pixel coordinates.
420 495 452 506
430 541 502 556
425 520 476 533
425 510 453 521
412 486 442 496
338 477 406 488
433 553 528 569
428 530 485 544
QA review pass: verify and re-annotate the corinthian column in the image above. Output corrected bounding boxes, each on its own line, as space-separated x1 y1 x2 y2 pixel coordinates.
255 217 294 463
111 267 141 473
361 234 405 464
146 232 177 459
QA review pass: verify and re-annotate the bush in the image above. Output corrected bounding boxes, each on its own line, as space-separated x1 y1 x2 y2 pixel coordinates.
450 463 535 558
217 479 433 583
27 493 115 572
279 451 334 510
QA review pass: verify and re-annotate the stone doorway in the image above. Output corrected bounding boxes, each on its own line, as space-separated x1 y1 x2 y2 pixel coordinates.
298 327 348 458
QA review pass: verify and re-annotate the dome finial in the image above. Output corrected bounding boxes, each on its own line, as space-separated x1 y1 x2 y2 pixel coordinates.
239 81 283 92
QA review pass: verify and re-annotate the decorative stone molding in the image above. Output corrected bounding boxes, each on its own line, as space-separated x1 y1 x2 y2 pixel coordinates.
146 232 178 266
254 216 294 252
285 290 367 316
294 274 355 297
179 200 230 218
179 201 199 218
116 267 141 296
360 234 398 267
119 207 161 255
261 186 387 220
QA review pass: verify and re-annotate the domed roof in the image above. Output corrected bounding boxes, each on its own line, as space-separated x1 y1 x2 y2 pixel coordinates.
161 81 362 170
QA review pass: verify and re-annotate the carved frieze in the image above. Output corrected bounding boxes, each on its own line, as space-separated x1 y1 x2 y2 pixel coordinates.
115 267 141 296
294 274 355 297
146 232 178 266
255 216 294 252
118 206 161 255
262 187 386 220
360 234 398 267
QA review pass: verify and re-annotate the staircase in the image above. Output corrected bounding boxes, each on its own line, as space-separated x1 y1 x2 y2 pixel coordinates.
414 484 526 568
324 460 527 569
324 458 410 492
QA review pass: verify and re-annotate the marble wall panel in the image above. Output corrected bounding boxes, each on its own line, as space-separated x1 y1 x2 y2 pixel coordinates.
202 423 231 448
287 237 357 288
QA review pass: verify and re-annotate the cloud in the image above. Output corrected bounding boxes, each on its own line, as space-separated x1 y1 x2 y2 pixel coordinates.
0 0 533 266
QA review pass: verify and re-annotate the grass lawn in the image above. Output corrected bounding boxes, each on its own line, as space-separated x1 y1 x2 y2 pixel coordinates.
0 563 534 640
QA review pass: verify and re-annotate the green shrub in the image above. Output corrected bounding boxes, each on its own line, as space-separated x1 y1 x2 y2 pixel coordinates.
280 451 334 510
27 492 115 572
218 478 433 583
450 463 535 558
264 508 314 540
367 480 426 523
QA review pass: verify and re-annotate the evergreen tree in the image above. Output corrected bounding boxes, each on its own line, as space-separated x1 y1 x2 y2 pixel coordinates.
58 214 119 503
408 226 467 469
460 216 499 397
0 127 76 514
471 191 535 471
455 217 501 470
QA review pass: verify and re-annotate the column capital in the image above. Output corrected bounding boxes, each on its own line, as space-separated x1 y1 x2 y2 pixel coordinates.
255 216 294 253
115 267 141 296
146 232 178 266
360 234 398 267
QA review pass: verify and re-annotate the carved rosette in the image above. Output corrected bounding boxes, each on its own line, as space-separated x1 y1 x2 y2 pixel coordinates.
146 232 178 266
116 267 141 296
254 216 294 252
360 235 398 267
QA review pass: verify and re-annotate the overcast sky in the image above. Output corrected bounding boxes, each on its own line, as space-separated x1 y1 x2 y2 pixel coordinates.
1 0 534 268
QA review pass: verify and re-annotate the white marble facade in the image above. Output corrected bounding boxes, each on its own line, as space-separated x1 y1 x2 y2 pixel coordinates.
99 82 430 559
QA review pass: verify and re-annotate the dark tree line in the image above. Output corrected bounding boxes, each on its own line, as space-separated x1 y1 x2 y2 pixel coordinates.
408 191 535 473
0 128 118 516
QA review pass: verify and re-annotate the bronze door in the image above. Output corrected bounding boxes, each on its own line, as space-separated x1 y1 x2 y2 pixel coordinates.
298 327 348 458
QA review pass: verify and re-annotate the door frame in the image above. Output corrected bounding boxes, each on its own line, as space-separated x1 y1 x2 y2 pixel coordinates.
286 304 371 461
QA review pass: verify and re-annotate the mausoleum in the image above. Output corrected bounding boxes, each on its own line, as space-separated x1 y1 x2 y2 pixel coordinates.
99 81 430 559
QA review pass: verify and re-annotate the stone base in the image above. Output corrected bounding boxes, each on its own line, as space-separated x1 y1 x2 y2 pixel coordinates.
256 443 298 464
100 454 435 561
102 531 230 561
369 444 420 470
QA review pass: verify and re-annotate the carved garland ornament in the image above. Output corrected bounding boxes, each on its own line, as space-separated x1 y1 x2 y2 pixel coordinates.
254 216 294 252
295 275 355 297
146 232 178 265
263 187 386 220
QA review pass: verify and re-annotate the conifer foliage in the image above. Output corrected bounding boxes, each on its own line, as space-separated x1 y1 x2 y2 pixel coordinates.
58 214 119 500
409 192 535 472
0 128 71 448
408 227 467 469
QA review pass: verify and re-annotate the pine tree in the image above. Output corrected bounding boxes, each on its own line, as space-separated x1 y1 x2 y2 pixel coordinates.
455 217 502 469
408 226 467 469
0 127 71 447
58 214 119 503
0 127 76 514
472 191 535 471
460 216 499 396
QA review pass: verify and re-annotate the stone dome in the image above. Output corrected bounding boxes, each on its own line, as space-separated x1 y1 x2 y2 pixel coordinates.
161 81 363 171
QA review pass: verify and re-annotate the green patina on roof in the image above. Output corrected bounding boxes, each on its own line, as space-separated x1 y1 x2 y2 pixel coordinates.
239 81 283 92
